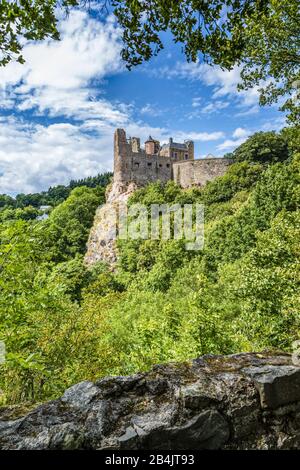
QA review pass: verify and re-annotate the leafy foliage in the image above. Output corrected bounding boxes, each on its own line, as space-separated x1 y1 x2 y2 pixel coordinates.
237 0 300 123
42 186 103 261
0 0 78 66
225 131 290 164
0 129 299 405
1 2 298 120
113 0 299 121
0 1 271 68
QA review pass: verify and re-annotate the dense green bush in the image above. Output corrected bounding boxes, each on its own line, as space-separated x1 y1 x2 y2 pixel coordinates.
225 131 290 164
42 186 103 262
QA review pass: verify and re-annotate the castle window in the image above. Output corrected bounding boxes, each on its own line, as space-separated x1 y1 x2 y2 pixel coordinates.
166 163 170 168
134 162 139 168
173 152 177 159
185 154 188 160
147 162 152 167
159 164 163 168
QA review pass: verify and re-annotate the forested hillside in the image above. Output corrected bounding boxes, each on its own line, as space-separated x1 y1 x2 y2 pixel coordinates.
0 129 299 406
0 172 112 211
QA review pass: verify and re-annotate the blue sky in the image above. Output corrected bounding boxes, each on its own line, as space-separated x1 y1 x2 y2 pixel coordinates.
0 9 286 195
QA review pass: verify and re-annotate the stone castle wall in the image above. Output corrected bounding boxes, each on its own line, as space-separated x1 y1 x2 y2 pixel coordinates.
115 128 232 189
173 158 233 189
114 128 172 186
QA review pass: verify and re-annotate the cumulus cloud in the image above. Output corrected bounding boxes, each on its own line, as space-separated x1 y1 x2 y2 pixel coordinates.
174 130 225 142
0 11 122 89
0 11 227 195
1 113 225 194
140 103 162 117
201 100 230 114
0 11 131 194
0 11 124 119
188 99 230 118
217 127 250 152
217 138 245 152
192 97 202 108
232 127 249 139
0 117 114 194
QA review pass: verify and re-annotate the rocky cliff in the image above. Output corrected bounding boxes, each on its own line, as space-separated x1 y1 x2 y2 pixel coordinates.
84 181 137 267
1 352 300 450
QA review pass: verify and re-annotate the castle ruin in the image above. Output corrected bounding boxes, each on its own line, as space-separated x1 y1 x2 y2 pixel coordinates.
85 129 233 266
114 128 232 189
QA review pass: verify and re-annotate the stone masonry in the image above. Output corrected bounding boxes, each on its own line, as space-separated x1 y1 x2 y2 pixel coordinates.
173 158 233 188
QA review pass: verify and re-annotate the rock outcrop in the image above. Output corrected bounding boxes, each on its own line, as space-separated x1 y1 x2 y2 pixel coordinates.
84 181 137 267
1 352 300 450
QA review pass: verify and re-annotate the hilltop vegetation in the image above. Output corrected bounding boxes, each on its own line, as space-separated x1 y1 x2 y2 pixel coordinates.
0 129 299 405
0 172 112 210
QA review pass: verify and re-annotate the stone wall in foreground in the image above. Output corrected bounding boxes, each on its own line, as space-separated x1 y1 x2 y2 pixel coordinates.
173 158 233 188
1 352 300 449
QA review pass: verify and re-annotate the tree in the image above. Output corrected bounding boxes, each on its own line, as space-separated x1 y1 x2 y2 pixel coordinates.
43 186 101 261
227 131 290 164
1 2 298 120
0 1 270 67
237 0 300 123
0 194 15 208
0 0 77 66
113 0 299 122
112 0 271 67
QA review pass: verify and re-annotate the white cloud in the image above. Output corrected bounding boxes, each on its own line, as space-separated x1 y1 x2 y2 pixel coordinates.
2 11 122 89
217 127 250 152
201 100 229 115
232 127 249 139
187 99 229 119
192 97 202 108
235 105 260 117
0 11 130 194
140 103 162 117
122 123 224 146
217 137 246 152
0 12 227 195
260 116 286 132
0 117 114 194
174 131 224 142
0 11 123 121
157 61 261 111
0 113 225 194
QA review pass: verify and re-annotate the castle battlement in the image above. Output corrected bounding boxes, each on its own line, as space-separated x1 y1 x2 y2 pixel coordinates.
114 128 232 188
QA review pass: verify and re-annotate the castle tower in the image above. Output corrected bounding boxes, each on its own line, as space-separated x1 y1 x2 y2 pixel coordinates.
114 128 130 184
145 136 160 155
